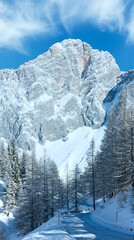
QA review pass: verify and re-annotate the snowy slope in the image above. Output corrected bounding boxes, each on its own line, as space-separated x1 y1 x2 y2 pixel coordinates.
21 215 74 240
36 126 105 176
21 208 133 240
92 187 134 232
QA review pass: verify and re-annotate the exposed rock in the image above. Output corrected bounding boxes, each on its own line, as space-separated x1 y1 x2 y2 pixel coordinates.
0 39 120 149
103 70 134 118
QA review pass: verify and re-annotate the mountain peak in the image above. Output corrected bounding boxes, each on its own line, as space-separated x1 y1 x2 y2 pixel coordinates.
0 39 120 150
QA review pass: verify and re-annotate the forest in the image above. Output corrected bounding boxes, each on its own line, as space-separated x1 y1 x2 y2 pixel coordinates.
0 87 133 236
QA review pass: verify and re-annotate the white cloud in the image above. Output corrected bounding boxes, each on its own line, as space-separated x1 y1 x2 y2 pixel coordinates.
0 0 133 52
126 5 134 43
56 0 126 32
0 0 50 52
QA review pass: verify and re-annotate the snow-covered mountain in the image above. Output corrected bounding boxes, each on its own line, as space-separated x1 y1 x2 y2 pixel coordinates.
103 70 134 116
0 39 120 151
0 38 134 170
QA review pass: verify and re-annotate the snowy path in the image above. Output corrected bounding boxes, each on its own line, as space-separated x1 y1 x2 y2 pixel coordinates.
62 213 133 240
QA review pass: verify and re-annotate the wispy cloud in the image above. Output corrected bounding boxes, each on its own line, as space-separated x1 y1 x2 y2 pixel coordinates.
126 5 134 43
0 0 50 52
57 0 126 31
0 0 133 52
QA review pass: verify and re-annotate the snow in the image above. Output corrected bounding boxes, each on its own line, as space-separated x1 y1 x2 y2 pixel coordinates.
0 39 120 150
21 210 133 240
36 126 105 177
62 213 132 239
92 187 134 233
0 180 9 225
21 215 74 240
0 180 3 209
0 180 18 239
0 177 133 239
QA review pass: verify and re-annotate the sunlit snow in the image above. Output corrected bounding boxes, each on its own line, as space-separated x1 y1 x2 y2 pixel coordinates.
36 126 105 177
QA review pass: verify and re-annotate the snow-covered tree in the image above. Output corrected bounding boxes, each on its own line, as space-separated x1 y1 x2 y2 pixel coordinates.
14 151 43 234
20 152 28 185
48 159 61 217
41 156 50 222
113 89 132 191
0 142 6 178
3 144 16 212
65 164 70 210
10 138 20 202
95 88 133 201
71 163 81 212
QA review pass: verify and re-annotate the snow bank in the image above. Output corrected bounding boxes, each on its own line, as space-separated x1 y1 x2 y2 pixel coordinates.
92 188 134 233
22 215 74 240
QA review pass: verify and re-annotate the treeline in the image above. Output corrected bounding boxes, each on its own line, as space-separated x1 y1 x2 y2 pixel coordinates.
0 139 84 235
63 88 134 212
80 88 134 209
0 140 65 235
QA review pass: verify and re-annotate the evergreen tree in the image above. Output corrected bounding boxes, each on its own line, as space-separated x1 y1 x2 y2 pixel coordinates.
41 156 49 222
10 138 20 202
71 163 81 212
95 88 133 202
96 110 118 198
3 144 16 212
14 151 42 234
0 142 6 178
48 159 60 217
90 139 96 210
114 89 132 191
65 164 70 210
20 152 28 185
129 107 134 187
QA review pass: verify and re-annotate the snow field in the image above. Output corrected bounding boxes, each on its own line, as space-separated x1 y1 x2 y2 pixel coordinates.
36 126 105 177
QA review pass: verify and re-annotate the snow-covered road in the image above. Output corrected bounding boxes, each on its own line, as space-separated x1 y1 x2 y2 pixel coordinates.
62 213 133 240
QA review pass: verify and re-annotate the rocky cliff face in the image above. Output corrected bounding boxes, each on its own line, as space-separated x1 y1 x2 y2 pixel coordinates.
103 70 134 118
0 39 120 150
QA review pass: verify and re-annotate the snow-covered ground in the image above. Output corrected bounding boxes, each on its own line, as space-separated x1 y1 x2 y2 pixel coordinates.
36 126 105 177
0 187 133 239
21 215 74 240
21 188 134 240
0 126 133 239
20 205 134 240
92 187 134 233
0 180 18 240
62 212 133 239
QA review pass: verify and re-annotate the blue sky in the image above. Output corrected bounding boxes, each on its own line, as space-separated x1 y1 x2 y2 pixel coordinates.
0 0 134 71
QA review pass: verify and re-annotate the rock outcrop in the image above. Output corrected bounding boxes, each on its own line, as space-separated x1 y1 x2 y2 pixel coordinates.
103 70 134 118
0 39 120 149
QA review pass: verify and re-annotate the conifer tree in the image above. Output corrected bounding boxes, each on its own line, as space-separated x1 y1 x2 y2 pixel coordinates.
129 107 134 187
71 163 81 212
14 151 42 234
0 142 5 178
3 145 14 212
90 139 96 210
10 138 20 202
114 89 131 191
48 159 60 217
20 152 28 185
65 164 70 210
42 156 49 221
96 110 118 198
